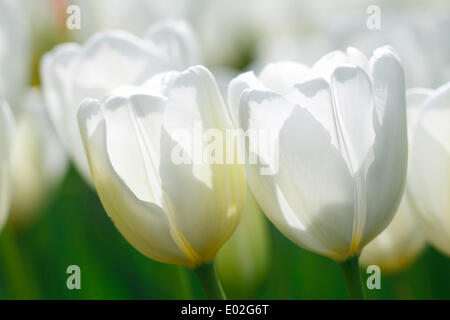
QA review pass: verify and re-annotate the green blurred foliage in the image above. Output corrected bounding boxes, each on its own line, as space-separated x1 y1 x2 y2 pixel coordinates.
0 167 448 300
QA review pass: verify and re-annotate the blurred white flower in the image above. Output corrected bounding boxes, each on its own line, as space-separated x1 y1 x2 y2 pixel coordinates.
408 82 450 256
328 2 450 88
41 20 201 184
0 0 30 107
359 196 426 273
77 65 246 268
229 46 407 262
0 99 14 231
9 89 68 228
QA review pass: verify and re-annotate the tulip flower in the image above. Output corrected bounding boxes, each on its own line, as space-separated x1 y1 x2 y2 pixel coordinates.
41 20 201 184
0 0 30 108
216 188 271 298
0 100 14 231
408 82 450 256
77 65 246 299
229 46 408 299
9 89 67 228
359 88 431 273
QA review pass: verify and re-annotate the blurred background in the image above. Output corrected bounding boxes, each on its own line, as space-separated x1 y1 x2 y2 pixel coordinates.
0 0 448 299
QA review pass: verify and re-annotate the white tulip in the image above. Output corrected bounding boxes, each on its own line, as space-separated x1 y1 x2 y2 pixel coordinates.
0 99 14 231
229 46 407 263
0 0 30 107
9 89 68 228
77 65 246 268
41 20 201 184
408 82 450 256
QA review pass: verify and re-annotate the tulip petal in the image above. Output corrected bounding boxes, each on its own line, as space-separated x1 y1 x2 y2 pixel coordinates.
258 61 309 94
239 88 355 261
312 50 348 80
330 65 375 253
78 99 192 267
364 46 407 244
345 47 370 73
101 94 166 204
227 71 265 127
330 65 375 174
291 77 340 149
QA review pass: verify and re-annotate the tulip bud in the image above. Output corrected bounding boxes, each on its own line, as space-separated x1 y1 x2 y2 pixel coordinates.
77 65 246 268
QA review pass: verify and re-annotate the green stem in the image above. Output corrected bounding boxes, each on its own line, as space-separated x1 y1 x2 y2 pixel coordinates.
193 262 226 300
340 256 365 300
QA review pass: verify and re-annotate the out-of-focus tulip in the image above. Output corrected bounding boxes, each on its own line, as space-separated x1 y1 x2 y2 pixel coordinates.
328 2 450 88
0 0 30 107
8 89 67 228
359 197 426 273
40 20 201 184
77 65 246 269
0 100 14 231
408 82 450 256
229 46 407 263
359 88 432 272
216 188 270 298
